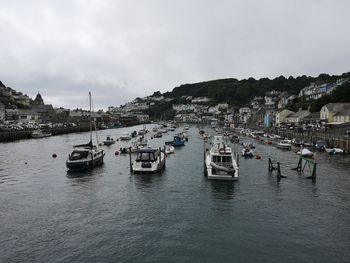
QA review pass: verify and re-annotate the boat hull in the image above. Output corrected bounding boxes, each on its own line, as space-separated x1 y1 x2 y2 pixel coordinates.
66 153 105 171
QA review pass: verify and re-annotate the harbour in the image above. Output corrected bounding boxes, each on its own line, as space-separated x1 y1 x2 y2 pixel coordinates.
1 124 350 262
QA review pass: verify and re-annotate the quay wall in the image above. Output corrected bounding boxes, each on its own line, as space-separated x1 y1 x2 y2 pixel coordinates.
254 126 350 152
0 126 91 143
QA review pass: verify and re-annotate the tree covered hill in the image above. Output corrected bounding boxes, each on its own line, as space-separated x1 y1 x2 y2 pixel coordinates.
164 73 349 106
145 72 349 119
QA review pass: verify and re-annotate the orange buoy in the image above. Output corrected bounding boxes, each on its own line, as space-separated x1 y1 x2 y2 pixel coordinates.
255 154 261 160
52 153 57 158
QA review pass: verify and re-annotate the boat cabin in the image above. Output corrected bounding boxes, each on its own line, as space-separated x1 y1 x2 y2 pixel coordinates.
69 150 90 160
136 148 160 163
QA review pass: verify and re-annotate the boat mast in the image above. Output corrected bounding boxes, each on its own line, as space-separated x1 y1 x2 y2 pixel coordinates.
89 91 92 144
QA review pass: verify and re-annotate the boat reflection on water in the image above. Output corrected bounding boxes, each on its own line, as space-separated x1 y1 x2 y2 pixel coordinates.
131 172 163 191
66 163 105 178
208 180 235 201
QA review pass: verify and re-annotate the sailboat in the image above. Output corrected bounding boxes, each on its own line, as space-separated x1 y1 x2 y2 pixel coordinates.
66 92 105 171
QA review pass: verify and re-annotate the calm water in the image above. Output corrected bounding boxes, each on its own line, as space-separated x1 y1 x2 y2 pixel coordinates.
1 125 350 263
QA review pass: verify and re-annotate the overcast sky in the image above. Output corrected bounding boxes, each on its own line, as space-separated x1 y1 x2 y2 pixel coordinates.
0 0 349 110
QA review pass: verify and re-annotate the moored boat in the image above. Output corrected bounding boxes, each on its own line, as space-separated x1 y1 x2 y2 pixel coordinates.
277 140 292 150
205 136 239 180
165 135 185 147
131 148 166 173
31 129 52 138
66 92 105 171
103 135 115 145
120 132 132 140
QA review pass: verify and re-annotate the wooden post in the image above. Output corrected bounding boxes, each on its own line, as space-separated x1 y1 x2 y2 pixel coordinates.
129 150 133 173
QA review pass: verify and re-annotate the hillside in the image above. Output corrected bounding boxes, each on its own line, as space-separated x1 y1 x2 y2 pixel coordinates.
145 72 350 118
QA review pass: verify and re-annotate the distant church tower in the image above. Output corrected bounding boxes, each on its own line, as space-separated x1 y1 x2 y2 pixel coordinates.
33 92 44 105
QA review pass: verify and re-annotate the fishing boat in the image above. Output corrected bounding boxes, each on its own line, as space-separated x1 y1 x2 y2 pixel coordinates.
103 135 115 145
277 140 292 150
31 129 52 138
241 147 254 157
165 135 185 147
131 148 166 173
120 132 132 140
66 92 105 171
205 136 239 180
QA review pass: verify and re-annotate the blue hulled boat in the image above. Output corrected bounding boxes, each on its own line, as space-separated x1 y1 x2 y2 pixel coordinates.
165 135 185 147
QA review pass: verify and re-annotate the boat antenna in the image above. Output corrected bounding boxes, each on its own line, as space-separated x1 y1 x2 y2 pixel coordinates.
89 91 92 144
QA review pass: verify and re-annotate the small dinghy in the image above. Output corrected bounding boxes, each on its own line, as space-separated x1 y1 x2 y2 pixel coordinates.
296 148 314 158
165 145 175 155
324 146 344 155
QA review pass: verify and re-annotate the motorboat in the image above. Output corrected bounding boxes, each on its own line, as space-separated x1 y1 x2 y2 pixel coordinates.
241 147 254 157
66 92 105 171
103 135 115 145
31 129 52 138
165 135 185 147
184 125 189 130
131 148 166 173
205 136 239 180
324 146 344 155
120 132 132 140
165 145 175 155
277 140 292 150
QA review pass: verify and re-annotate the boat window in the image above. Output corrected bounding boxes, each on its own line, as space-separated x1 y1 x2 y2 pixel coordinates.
222 156 231 162
71 151 88 160
141 153 150 161
213 156 221 162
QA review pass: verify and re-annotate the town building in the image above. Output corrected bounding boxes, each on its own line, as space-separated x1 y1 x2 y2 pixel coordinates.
275 109 295 127
320 103 350 123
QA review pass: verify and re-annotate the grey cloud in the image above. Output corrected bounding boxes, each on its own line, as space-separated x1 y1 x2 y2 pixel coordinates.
0 0 349 109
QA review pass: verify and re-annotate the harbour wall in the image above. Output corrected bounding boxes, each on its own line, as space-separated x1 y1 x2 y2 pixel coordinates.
0 125 91 143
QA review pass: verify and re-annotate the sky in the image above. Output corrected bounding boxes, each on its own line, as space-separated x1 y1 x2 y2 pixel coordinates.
0 0 349 110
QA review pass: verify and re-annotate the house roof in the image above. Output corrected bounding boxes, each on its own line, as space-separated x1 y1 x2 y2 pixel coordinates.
288 110 310 118
324 103 350 112
303 112 320 119
334 108 350 116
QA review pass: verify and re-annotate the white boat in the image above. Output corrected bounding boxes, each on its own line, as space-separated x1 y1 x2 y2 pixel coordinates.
66 92 105 171
184 125 189 130
132 148 166 173
103 135 115 145
241 147 254 157
296 148 314 158
165 145 175 155
277 140 292 150
205 136 239 180
31 129 51 138
324 146 344 155
120 132 132 140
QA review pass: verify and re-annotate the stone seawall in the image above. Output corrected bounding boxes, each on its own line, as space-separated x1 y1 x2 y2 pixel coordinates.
0 126 91 143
